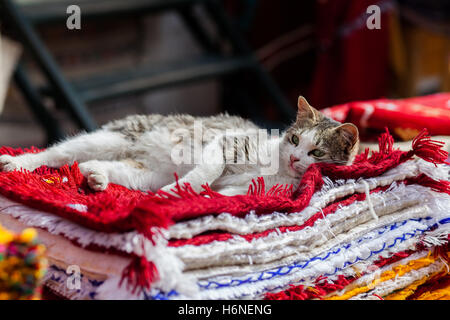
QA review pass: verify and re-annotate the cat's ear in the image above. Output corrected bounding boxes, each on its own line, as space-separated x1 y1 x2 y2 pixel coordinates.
296 96 320 124
335 123 359 148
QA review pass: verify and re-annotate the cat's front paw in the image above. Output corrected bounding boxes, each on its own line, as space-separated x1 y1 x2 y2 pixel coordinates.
87 172 109 191
0 155 24 172
79 163 109 191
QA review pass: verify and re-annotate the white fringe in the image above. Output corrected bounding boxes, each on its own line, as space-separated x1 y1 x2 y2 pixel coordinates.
171 192 433 270
350 260 445 300
168 159 447 239
0 158 447 300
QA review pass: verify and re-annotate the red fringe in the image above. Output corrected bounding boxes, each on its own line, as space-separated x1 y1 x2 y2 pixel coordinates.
0 129 448 292
264 274 355 300
406 240 450 300
264 248 422 300
119 255 159 294
406 274 450 300
407 129 450 166
406 174 450 195
169 186 391 247
433 235 450 263
132 129 450 244
265 241 449 300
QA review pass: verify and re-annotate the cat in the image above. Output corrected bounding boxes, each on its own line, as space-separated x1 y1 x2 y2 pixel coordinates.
0 96 359 196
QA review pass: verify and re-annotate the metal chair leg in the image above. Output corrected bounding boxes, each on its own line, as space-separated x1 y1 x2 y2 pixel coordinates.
178 5 219 54
14 63 65 145
1 0 98 132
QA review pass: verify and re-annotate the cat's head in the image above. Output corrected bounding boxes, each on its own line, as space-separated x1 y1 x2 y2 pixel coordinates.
280 96 359 177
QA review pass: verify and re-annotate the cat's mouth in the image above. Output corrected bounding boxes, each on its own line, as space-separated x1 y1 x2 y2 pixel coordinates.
289 157 303 173
288 158 307 176
289 159 296 172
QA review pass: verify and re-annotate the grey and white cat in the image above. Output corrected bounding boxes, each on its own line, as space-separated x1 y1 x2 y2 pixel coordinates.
0 96 359 196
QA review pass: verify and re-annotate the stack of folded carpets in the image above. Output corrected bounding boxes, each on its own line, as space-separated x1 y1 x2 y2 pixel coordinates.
0 129 448 300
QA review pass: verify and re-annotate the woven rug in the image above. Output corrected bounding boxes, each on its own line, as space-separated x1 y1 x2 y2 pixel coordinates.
0 129 448 300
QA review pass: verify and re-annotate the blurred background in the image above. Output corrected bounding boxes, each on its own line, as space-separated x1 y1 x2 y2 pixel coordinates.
0 0 449 148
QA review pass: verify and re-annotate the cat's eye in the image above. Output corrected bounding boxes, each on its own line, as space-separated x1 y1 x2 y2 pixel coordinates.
309 149 325 158
291 135 299 146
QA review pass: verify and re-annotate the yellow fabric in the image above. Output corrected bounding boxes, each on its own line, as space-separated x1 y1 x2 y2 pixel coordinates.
326 253 436 300
0 224 46 300
414 285 450 300
384 268 446 300
0 224 14 244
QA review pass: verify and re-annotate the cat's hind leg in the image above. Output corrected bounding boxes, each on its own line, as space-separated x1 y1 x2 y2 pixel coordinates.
0 130 130 172
79 160 172 192
160 134 226 194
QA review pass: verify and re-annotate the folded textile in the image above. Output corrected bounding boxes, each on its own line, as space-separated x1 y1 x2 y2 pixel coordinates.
322 93 450 141
0 128 448 300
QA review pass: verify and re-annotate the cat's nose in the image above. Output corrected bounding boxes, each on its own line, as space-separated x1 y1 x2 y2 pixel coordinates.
290 155 299 163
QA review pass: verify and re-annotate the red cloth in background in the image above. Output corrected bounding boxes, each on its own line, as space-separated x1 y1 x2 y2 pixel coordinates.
310 0 392 108
322 93 450 141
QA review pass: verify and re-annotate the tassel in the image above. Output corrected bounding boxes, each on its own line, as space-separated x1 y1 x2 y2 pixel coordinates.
378 128 394 155
129 206 173 244
257 177 266 196
362 128 396 164
119 255 159 294
407 129 449 166
247 179 258 196
200 183 223 198
407 174 450 195
246 177 267 196
354 147 370 163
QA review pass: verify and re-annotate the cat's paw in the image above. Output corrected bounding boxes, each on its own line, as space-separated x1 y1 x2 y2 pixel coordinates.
79 163 109 191
0 154 40 172
87 171 109 191
0 155 23 172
